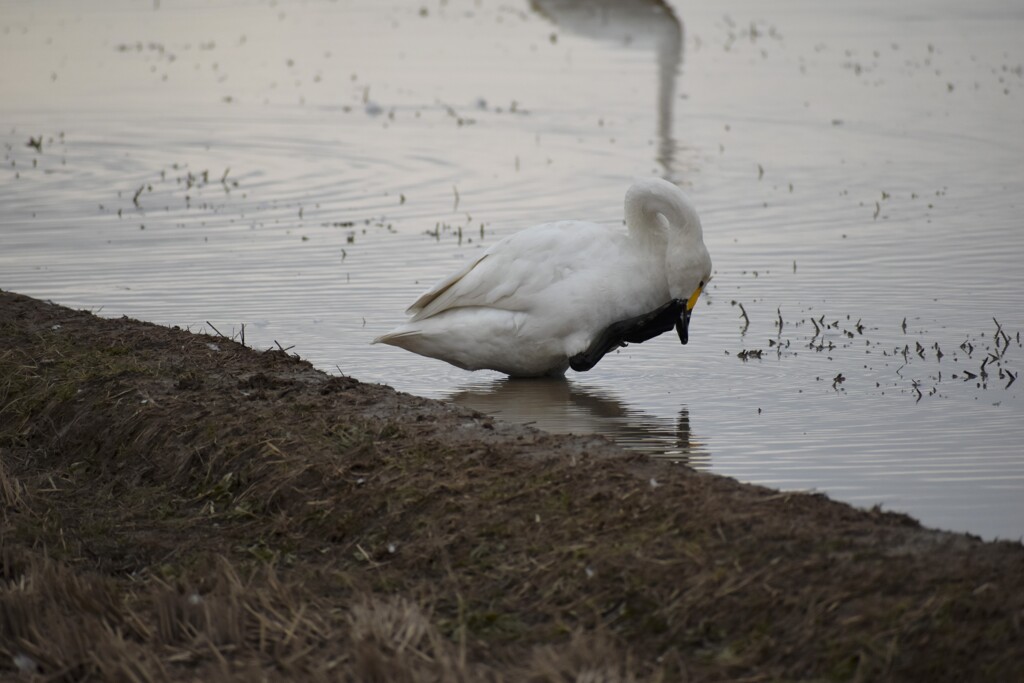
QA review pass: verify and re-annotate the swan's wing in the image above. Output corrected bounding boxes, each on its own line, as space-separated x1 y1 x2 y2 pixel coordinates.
405 250 489 318
407 222 607 323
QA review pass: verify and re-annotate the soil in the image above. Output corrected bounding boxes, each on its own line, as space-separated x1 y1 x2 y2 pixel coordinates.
1 289 1022 682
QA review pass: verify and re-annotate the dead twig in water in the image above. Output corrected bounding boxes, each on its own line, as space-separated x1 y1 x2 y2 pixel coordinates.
992 318 1011 358
206 321 226 338
737 302 750 334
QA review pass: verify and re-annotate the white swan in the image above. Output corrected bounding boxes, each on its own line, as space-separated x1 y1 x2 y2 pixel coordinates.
373 177 712 377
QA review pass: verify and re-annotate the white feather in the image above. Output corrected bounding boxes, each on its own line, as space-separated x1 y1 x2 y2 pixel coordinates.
374 177 711 377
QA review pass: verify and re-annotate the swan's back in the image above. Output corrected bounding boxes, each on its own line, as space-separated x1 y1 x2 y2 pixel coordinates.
406 221 641 323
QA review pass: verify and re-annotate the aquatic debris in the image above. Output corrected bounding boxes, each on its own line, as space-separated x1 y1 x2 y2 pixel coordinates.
739 297 1017 402
992 317 1012 358
731 300 750 333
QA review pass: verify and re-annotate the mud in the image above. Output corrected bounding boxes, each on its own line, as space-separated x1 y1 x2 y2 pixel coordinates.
1 289 1022 681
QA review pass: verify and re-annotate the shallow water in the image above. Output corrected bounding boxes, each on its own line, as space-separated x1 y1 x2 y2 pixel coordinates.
2 0 1023 540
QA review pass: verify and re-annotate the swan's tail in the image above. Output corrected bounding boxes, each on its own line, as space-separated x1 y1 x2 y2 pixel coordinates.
371 328 421 346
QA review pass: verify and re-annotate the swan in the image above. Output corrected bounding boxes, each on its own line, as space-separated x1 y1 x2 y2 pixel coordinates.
373 177 712 377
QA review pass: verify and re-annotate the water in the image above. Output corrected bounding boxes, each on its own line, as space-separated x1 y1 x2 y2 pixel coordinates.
2 0 1022 540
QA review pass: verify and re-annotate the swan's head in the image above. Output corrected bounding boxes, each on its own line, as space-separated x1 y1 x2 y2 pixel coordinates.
662 191 711 344
623 177 712 343
672 249 712 344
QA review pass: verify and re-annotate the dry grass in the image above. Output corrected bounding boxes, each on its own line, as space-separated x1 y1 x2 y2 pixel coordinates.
1 289 1022 681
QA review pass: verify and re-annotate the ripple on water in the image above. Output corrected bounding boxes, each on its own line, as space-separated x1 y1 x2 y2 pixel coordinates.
1 0 1023 541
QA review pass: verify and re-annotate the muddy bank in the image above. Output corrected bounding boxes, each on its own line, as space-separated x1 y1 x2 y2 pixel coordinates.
0 289 1021 681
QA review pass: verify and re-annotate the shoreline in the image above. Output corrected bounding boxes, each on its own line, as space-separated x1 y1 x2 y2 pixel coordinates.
1 289 1022 680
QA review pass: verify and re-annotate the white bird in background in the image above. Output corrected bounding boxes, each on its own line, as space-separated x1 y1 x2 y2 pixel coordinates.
374 177 712 377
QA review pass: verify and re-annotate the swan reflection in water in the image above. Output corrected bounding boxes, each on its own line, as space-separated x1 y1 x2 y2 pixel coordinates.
445 2 692 457
440 3 688 454
530 0 684 175
447 378 707 465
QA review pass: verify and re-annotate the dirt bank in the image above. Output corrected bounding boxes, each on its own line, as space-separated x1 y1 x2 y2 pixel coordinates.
1 289 1021 681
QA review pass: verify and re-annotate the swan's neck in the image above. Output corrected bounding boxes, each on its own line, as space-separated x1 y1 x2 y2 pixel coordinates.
624 178 702 247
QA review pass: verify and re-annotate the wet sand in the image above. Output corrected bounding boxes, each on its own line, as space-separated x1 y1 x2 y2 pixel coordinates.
2 289 1021 681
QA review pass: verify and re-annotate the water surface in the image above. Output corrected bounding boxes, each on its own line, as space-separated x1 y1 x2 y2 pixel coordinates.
2 0 1022 540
